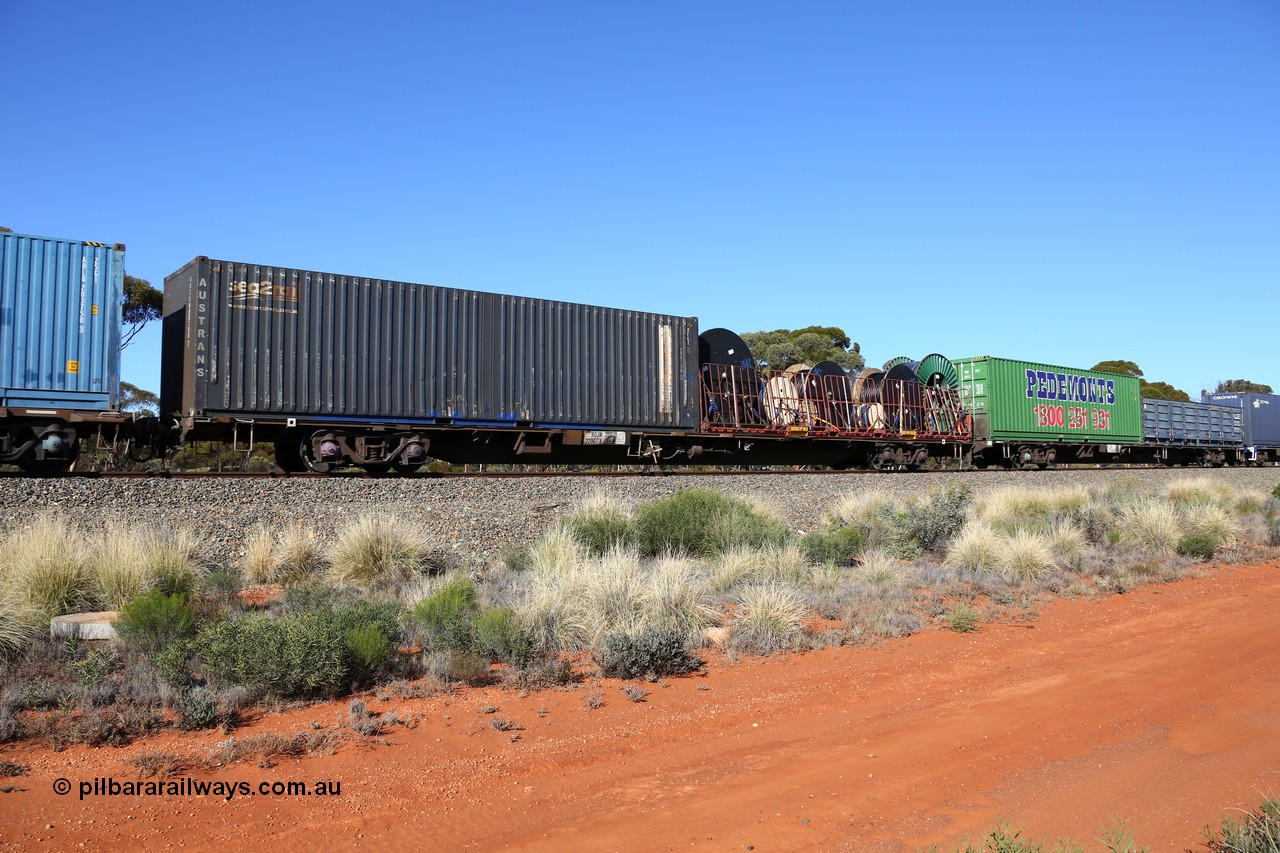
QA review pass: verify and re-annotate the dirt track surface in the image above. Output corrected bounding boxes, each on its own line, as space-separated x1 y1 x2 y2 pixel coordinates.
3 560 1279 852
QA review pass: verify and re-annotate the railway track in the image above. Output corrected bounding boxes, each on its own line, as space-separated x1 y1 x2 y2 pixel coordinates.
1 464 1268 480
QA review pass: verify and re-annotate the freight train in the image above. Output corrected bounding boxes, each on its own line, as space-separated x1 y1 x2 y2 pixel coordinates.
1 231 1276 474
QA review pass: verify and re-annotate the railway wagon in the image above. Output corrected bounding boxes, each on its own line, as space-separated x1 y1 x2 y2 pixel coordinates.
0 231 132 472
1202 391 1280 465
1138 398 1243 466
954 356 1142 468
161 257 700 471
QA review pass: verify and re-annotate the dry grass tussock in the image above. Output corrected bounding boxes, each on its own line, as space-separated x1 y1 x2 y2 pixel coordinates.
1115 500 1183 556
0 514 93 622
729 583 806 653
998 530 1057 582
1163 476 1235 509
944 524 1003 574
857 550 899 585
518 544 718 653
709 543 809 591
328 514 433 589
975 485 1090 531
243 522 325 585
1181 503 1241 547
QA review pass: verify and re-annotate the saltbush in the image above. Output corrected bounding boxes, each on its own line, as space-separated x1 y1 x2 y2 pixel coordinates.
115 590 198 658
598 627 699 680
178 687 219 730
901 482 973 553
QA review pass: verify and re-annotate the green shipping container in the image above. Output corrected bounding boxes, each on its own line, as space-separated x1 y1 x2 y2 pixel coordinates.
954 356 1142 444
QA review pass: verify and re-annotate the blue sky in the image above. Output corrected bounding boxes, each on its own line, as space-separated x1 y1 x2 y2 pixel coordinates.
2 1 1277 397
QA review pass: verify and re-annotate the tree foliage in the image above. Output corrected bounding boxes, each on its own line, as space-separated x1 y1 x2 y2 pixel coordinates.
122 274 162 348
1091 360 1189 401
1212 379 1273 394
740 326 864 371
119 381 159 416
1091 360 1143 378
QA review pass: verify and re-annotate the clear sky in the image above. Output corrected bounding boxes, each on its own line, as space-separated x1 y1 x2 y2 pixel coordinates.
2 1 1277 397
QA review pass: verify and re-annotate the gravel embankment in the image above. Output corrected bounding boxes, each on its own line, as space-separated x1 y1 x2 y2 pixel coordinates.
3 468 1278 570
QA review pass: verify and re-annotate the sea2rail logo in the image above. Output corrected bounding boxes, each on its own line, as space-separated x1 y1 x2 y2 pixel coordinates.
227 276 301 314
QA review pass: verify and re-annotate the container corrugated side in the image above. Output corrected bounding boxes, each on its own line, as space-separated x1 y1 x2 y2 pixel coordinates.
0 232 123 408
1142 398 1242 446
954 356 1141 444
162 258 698 430
1202 392 1280 448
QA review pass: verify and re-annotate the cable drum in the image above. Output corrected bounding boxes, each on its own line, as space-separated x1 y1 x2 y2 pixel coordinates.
853 369 885 403
698 328 756 370
761 374 802 427
913 353 959 389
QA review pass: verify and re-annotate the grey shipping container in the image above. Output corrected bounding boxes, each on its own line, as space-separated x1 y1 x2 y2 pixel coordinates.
161 257 699 432
1202 392 1280 455
1142 398 1242 447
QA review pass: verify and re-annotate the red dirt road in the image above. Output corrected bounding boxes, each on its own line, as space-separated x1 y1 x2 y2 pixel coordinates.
3 561 1279 851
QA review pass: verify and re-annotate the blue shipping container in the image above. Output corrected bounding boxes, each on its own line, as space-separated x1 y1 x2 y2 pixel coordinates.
1142 398 1242 447
1202 392 1280 454
0 232 124 409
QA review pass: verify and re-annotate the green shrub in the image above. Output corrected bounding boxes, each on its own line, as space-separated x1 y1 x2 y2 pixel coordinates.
411 575 479 653
115 590 197 658
1202 796 1280 852
1177 532 1219 561
801 526 865 566
152 642 193 689
283 578 348 612
597 627 699 680
562 497 634 555
474 606 537 668
343 624 391 681
1273 483 1280 500
69 647 117 690
197 611 347 698
632 489 791 557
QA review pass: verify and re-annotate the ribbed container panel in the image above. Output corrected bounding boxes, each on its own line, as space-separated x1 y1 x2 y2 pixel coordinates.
162 258 698 430
1142 398 1243 446
954 355 1142 444
0 232 123 408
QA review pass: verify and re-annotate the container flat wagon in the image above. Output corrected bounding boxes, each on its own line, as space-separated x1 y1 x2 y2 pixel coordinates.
161 257 700 471
0 231 131 471
954 356 1142 468
1138 398 1243 466
1201 391 1280 465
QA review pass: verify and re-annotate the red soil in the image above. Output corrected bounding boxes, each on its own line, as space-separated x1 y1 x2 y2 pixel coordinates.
3 560 1279 852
